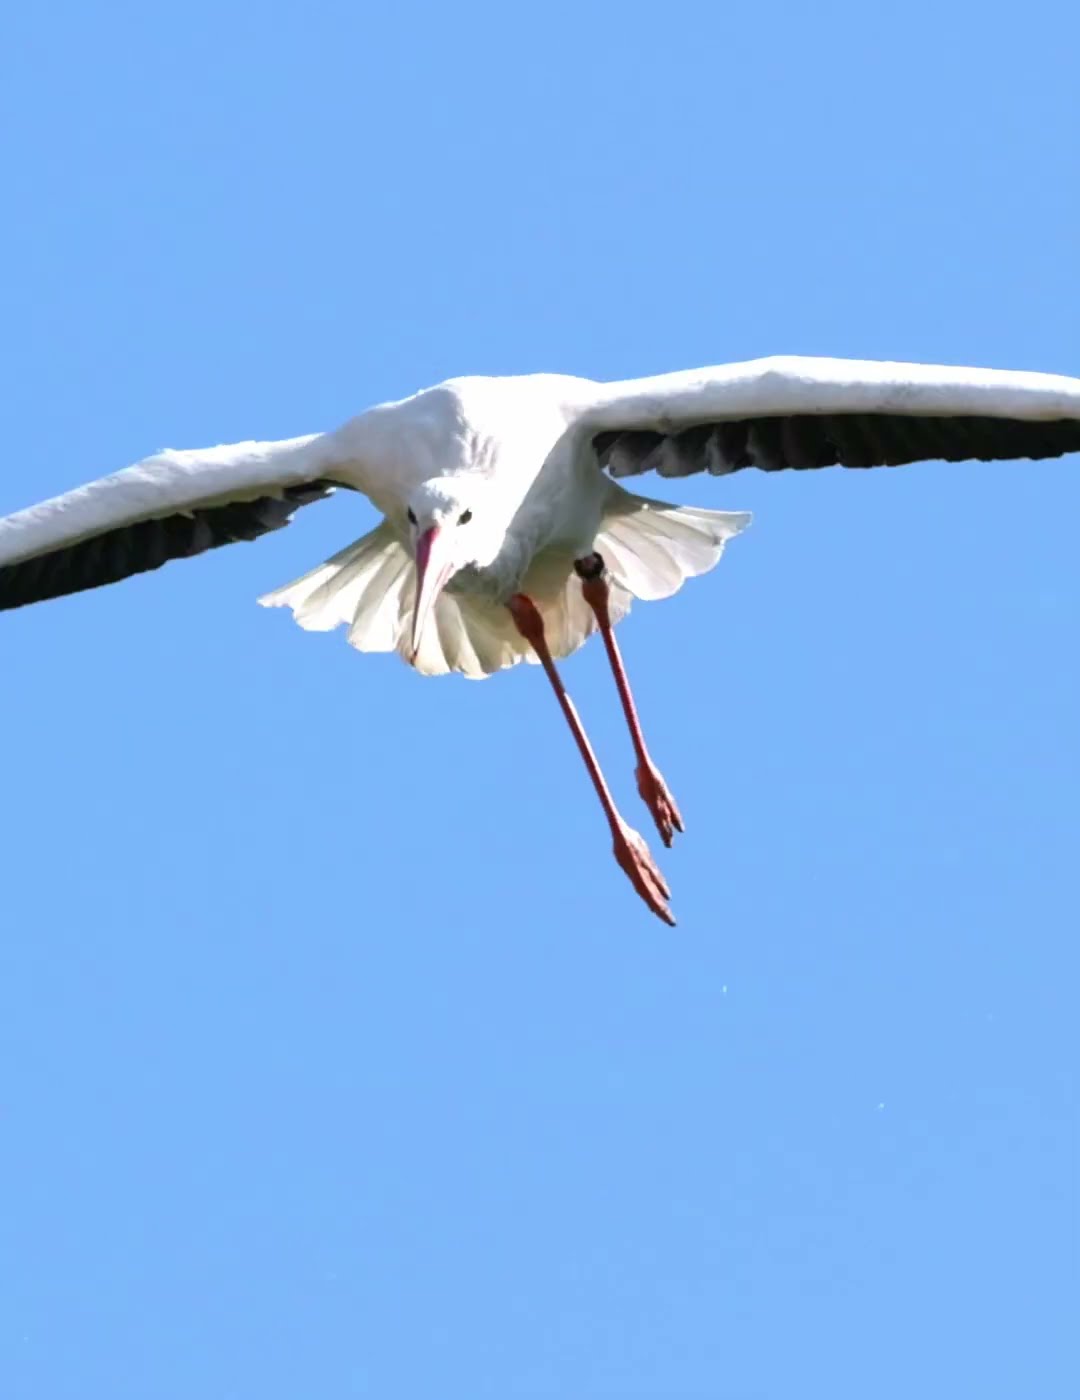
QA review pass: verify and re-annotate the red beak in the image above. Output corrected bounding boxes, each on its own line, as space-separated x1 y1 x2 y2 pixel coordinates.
410 525 450 658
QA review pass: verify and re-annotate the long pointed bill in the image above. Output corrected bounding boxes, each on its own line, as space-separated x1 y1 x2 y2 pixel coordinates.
410 526 452 659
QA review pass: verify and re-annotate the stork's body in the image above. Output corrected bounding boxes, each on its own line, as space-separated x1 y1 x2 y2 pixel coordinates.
300 372 621 608
5 355 1080 924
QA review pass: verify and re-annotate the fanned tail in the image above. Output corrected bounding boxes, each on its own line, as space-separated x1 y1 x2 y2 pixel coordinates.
258 486 749 680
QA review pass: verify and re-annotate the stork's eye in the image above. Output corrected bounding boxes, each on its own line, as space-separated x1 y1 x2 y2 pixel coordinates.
407 507 417 525
458 509 473 525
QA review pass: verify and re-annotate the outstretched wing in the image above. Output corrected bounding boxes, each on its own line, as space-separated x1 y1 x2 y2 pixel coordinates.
581 356 1080 478
0 432 355 611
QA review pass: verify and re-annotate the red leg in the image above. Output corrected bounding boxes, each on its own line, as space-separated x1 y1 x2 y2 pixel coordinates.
508 593 675 927
575 554 685 848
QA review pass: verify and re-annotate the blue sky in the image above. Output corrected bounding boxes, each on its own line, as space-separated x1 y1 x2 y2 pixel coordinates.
1 1 1077 1396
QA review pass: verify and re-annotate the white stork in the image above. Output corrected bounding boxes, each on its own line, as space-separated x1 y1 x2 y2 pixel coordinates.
4 355 1080 924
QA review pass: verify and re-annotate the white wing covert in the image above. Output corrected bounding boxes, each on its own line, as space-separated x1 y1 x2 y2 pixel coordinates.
0 432 351 610
581 356 1080 479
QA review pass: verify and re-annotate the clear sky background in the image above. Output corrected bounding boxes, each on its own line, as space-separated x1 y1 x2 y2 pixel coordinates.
1 2 1077 1396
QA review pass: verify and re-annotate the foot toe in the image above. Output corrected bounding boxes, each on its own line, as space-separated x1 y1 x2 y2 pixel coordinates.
636 763 685 847
613 823 676 926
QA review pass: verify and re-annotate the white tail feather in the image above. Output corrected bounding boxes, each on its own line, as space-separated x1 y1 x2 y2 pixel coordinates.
259 521 412 651
258 487 749 679
258 522 404 633
259 523 528 679
597 485 751 601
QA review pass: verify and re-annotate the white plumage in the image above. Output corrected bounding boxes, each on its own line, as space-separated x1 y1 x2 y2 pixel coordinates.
5 353 1079 922
4 355 1079 678
257 484 746 678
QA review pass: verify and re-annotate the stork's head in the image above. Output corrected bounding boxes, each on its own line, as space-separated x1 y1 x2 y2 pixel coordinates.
405 476 496 658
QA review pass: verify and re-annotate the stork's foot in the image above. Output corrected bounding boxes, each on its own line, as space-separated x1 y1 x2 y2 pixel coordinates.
612 821 676 927
636 761 684 848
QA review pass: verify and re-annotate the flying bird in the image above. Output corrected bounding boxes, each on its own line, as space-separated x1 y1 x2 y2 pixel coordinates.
4 355 1080 924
